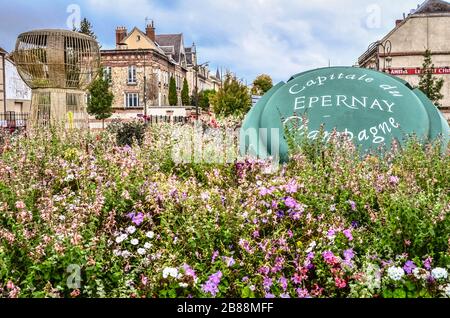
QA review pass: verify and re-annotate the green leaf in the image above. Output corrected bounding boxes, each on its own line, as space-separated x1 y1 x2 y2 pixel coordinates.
393 289 407 298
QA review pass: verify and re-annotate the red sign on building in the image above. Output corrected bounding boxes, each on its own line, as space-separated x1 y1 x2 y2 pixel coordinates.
385 67 450 75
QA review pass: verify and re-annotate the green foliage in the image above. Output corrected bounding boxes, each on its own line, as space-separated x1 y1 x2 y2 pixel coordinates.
169 77 178 106
77 18 97 40
417 50 444 106
87 68 114 125
211 74 251 118
107 121 146 147
0 124 449 298
198 89 216 110
181 78 190 106
251 74 273 95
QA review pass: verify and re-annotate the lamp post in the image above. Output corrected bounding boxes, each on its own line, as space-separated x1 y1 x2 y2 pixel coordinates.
194 61 209 118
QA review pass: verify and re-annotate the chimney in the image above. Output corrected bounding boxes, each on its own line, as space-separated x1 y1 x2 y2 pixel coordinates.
146 21 155 42
116 27 127 46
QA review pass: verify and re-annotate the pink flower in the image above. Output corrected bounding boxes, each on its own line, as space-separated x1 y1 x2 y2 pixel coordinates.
343 229 353 241
335 277 347 289
15 201 26 210
296 288 310 298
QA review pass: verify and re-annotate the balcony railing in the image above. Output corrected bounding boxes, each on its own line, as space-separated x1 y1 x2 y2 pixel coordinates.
0 113 30 132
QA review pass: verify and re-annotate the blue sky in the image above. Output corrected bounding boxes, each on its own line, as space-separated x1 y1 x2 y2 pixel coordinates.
0 0 424 83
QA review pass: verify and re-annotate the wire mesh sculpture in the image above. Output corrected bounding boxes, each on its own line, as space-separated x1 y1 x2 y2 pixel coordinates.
13 29 100 128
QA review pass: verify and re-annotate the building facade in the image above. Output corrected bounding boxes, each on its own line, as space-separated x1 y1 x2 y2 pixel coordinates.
0 47 31 114
358 0 450 121
100 23 190 116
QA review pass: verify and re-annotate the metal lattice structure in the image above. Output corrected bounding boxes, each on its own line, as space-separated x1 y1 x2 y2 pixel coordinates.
13 29 101 128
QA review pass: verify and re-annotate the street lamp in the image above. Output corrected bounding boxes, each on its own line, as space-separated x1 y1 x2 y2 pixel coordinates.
194 61 209 118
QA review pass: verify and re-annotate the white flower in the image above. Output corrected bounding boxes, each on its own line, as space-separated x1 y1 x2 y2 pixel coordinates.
387 266 405 281
115 234 128 244
59 215 66 221
431 268 448 280
162 267 179 279
131 239 139 246
179 283 189 288
305 241 317 253
412 268 429 280
137 248 146 255
126 226 136 234
121 250 131 258
443 284 450 298
64 174 75 182
113 249 121 257
144 242 152 249
146 231 155 239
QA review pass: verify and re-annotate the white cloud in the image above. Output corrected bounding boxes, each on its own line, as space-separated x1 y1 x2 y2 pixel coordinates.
81 0 424 82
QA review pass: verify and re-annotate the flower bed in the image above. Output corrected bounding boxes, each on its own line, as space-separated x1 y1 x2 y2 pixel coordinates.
0 124 449 298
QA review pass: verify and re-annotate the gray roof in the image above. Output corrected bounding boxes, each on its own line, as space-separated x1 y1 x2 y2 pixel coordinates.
155 34 183 63
415 0 450 14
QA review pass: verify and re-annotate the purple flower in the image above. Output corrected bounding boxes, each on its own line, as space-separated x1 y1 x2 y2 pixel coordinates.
265 293 275 299
403 260 417 275
351 221 359 228
423 257 432 270
127 212 144 226
285 180 298 194
322 251 337 265
201 271 223 297
278 277 288 291
284 197 299 209
280 293 290 298
327 229 336 239
211 250 219 263
242 277 249 282
389 175 400 185
347 200 357 211
223 256 236 268
182 264 197 281
343 229 353 241
263 277 273 291
343 249 355 261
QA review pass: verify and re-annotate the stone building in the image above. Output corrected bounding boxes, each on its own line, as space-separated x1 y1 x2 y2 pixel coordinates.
100 22 190 117
185 44 222 96
358 0 450 121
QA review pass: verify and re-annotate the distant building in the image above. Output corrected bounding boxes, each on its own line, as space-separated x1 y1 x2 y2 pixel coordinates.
0 46 31 114
185 44 222 96
100 22 190 116
358 0 450 121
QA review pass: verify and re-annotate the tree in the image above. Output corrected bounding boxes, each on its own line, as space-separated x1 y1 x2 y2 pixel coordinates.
78 18 97 40
211 73 251 118
87 68 114 129
181 78 190 106
251 74 273 96
168 76 178 106
418 50 444 107
198 89 216 110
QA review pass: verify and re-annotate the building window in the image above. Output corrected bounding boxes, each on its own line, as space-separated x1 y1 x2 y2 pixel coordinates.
128 66 137 84
104 66 112 83
126 93 139 108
